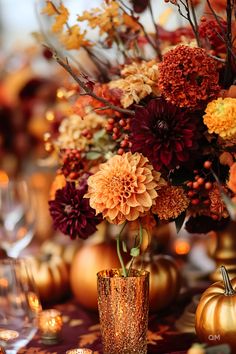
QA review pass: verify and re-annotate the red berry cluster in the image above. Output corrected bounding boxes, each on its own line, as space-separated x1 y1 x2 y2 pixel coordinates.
60 149 84 180
105 117 132 155
186 161 215 214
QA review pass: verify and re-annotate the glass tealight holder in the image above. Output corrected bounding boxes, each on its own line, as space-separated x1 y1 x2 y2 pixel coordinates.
38 309 62 345
66 350 93 354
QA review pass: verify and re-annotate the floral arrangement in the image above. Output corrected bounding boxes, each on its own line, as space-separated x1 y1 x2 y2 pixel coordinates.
42 0 236 276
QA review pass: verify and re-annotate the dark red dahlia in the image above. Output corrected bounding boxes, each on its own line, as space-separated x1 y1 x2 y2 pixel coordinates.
129 0 149 13
49 181 102 239
130 98 201 172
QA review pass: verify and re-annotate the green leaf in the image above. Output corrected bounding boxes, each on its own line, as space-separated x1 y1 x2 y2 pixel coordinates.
122 241 127 253
130 247 140 257
93 129 106 141
175 211 186 233
86 151 102 160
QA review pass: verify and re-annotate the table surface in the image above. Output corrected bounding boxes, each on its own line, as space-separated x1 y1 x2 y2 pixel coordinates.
17 287 201 354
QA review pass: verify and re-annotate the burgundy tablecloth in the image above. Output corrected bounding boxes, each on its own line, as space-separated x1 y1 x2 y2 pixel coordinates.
17 287 200 354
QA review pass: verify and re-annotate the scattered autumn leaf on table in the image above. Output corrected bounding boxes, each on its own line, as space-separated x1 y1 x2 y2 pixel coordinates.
78 331 100 347
147 330 163 345
69 319 84 327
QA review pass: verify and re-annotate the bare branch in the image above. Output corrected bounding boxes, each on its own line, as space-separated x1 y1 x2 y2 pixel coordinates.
54 52 135 116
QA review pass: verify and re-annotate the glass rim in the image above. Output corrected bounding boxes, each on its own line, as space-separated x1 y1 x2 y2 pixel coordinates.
0 258 28 266
97 268 149 279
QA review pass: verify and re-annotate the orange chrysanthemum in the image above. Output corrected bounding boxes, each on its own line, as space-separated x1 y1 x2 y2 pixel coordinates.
158 45 219 108
152 185 189 220
203 97 236 139
85 152 166 224
228 163 236 194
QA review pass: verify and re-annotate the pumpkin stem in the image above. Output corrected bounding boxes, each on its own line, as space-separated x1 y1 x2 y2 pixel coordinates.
221 265 236 295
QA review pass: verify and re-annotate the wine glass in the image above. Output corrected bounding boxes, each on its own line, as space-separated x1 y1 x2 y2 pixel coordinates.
0 180 35 258
0 258 42 353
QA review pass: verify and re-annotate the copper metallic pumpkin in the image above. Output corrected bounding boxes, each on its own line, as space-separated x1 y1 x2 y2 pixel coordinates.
195 266 236 350
133 254 181 311
41 239 79 269
70 242 120 310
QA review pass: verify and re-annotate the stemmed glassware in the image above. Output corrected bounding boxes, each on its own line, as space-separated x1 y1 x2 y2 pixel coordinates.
0 258 41 353
0 179 35 258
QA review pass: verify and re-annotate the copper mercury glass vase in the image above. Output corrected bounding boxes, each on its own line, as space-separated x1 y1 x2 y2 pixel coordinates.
97 269 149 354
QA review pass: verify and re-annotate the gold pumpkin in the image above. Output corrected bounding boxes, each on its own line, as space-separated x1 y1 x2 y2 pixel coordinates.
133 254 181 311
28 253 70 304
41 239 79 269
70 242 120 310
195 266 236 349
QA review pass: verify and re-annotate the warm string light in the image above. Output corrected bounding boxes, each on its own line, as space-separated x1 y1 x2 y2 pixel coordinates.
174 239 191 255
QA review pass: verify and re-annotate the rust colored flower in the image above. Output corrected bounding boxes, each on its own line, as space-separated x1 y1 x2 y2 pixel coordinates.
152 185 189 220
228 163 236 194
199 17 227 56
85 152 166 224
209 183 228 218
73 84 120 117
203 98 236 139
158 45 220 108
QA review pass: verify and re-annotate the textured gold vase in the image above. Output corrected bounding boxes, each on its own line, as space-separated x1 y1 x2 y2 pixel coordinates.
210 221 236 281
97 269 149 354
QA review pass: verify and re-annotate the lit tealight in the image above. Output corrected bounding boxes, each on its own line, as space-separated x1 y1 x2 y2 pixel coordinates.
38 309 62 345
0 329 19 341
66 350 93 354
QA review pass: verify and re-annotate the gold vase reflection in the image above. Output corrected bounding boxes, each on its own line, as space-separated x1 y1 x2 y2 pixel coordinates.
97 269 149 354
210 221 236 281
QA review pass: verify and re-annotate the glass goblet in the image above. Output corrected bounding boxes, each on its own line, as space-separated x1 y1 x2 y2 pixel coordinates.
0 180 35 258
0 258 41 353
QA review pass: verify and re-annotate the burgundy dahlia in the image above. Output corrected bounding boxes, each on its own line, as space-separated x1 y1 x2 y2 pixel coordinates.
49 181 102 239
130 98 201 172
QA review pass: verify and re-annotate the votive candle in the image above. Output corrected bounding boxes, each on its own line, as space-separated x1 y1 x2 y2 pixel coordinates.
38 309 62 345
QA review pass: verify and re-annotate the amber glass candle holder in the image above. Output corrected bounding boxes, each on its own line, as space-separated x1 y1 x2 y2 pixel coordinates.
38 309 62 345
97 269 149 354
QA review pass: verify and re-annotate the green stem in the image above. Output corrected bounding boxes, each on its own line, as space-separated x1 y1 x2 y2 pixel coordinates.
128 221 143 276
221 265 235 295
117 222 128 277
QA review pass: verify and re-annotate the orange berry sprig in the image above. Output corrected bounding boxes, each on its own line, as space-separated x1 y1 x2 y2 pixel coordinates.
105 116 132 155
186 160 214 214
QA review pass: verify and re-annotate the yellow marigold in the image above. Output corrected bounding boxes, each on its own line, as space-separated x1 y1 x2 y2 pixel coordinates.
203 97 236 139
228 162 236 194
56 112 106 151
85 152 166 224
109 60 159 108
209 183 228 218
152 185 189 220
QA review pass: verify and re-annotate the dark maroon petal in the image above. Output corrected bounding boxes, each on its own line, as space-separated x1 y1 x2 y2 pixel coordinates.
49 181 102 240
130 98 203 173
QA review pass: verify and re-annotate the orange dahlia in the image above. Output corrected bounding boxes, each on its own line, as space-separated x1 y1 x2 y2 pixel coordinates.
203 98 236 139
152 185 190 220
85 152 166 224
